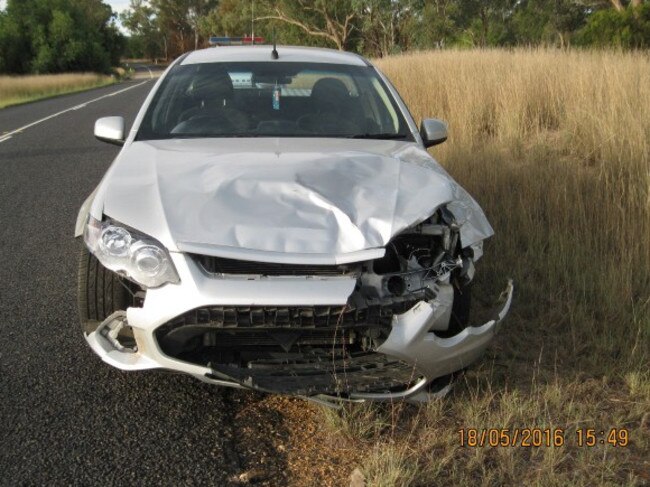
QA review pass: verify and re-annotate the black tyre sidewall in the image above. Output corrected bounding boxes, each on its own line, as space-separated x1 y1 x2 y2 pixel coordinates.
77 241 130 334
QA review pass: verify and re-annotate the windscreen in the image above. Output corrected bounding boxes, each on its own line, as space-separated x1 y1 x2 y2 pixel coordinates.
136 61 413 141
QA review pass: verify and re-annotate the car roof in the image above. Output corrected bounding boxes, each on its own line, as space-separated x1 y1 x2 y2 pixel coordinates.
181 45 370 67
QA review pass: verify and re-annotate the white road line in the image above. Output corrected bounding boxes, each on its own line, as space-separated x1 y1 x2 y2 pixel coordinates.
134 64 154 79
0 80 149 141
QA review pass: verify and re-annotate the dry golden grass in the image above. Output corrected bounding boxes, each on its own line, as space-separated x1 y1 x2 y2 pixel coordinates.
321 49 649 486
0 73 114 109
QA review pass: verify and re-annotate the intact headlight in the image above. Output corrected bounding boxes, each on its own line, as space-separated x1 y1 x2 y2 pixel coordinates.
84 216 180 288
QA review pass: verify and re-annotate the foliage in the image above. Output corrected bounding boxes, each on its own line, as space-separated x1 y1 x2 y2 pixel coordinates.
121 0 217 60
120 0 164 60
510 0 588 47
0 0 124 74
2 0 647 74
577 3 650 47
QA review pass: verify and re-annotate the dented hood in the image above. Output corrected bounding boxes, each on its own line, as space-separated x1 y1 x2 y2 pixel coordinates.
96 138 492 263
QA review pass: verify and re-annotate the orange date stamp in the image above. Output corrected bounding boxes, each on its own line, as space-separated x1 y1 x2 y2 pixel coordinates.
458 428 629 448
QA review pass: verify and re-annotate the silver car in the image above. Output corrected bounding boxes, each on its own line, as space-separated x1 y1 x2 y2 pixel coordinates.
75 46 513 404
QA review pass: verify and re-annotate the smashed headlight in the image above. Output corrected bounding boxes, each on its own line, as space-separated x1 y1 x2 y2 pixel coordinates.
368 206 470 284
83 216 180 288
352 205 476 333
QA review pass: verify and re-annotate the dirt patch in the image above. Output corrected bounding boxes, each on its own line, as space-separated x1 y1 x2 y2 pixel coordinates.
226 391 365 486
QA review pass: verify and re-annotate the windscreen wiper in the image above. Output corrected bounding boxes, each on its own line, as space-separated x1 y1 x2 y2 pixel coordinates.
348 133 409 140
165 133 259 139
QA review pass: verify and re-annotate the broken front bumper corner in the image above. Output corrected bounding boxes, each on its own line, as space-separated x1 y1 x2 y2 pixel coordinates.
85 311 159 371
376 279 514 386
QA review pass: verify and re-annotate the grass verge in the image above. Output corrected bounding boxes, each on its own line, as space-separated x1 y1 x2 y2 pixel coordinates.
312 48 649 486
0 73 115 109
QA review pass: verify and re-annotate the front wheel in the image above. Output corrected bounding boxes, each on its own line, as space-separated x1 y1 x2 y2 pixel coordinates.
77 242 138 334
446 279 472 336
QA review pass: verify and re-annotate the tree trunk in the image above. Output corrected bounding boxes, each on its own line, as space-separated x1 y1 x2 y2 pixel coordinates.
481 9 488 47
610 0 624 11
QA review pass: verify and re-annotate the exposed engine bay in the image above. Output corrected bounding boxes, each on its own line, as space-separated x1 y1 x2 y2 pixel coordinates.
357 206 474 332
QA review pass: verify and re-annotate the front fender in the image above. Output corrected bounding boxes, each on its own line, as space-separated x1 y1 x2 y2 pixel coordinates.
74 187 99 237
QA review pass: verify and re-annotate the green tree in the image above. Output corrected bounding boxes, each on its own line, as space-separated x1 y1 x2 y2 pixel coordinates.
0 10 30 73
149 0 216 57
435 0 517 47
121 0 164 60
356 0 421 56
578 2 650 47
552 1 588 46
510 0 551 44
419 0 461 48
576 0 646 11
255 0 360 50
199 0 264 39
0 0 123 74
511 0 587 47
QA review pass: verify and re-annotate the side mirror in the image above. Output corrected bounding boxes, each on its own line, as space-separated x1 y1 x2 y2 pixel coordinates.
94 116 125 146
419 118 448 148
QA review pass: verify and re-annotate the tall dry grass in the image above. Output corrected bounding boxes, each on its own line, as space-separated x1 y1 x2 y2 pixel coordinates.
323 49 649 486
0 73 114 109
379 48 650 365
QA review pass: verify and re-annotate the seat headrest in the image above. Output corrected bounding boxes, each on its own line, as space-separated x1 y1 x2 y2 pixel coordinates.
310 78 350 112
189 71 234 102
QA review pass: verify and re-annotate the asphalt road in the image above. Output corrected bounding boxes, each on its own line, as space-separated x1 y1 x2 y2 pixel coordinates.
124 62 167 79
0 82 290 485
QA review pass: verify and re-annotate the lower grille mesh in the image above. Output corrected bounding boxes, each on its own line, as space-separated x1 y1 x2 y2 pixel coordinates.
210 351 418 395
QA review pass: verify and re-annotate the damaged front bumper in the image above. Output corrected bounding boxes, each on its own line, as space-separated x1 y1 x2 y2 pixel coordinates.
378 279 513 382
84 252 513 402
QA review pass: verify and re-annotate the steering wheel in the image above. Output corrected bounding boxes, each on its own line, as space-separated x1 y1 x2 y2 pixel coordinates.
171 115 236 135
297 113 359 135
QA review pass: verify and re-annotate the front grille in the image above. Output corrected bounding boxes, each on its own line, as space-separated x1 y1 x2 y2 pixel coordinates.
193 254 360 276
154 299 422 396
156 300 417 330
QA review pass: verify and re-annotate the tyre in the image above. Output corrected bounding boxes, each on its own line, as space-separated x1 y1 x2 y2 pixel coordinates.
77 242 134 334
446 279 472 336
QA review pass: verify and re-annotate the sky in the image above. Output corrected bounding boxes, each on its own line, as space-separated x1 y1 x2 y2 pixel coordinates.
106 0 131 17
107 0 131 31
